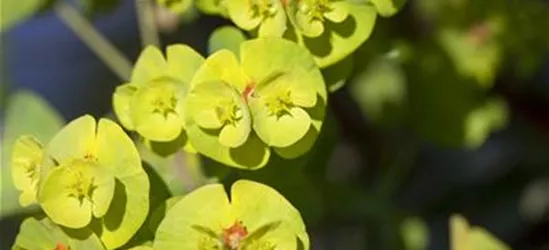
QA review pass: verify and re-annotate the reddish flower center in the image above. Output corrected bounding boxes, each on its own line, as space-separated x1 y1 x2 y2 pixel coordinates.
222 221 248 250
243 82 256 101
54 243 69 250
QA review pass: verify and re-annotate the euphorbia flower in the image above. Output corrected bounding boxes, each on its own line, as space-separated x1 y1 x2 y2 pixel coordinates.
184 38 326 169
248 67 317 148
284 2 377 69
153 180 309 250
12 217 105 250
227 0 287 37
113 44 204 143
39 158 115 228
11 135 46 207
287 0 349 37
187 79 251 148
37 115 149 249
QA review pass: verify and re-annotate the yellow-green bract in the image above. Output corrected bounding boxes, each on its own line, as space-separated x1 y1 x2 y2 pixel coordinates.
450 214 511 250
370 0 407 17
11 135 46 207
153 180 309 250
227 0 287 37
184 38 327 169
14 115 150 249
199 0 407 68
286 0 349 38
113 44 205 154
196 0 229 17
286 1 377 68
12 217 105 250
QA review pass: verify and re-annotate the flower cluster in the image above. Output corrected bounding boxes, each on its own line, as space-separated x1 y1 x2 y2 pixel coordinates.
11 116 149 249
194 0 407 68
114 38 327 169
113 44 204 154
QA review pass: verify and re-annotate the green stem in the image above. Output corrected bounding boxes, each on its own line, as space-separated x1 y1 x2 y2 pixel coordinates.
54 3 133 81
135 0 161 48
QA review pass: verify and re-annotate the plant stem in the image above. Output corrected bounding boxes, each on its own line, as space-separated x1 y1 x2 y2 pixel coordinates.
54 3 133 81
135 0 160 48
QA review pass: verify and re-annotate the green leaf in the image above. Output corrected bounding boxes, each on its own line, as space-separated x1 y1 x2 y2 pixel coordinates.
208 25 248 56
153 180 309 250
38 160 115 229
13 217 106 250
371 0 407 17
2 90 64 218
1 0 47 31
293 3 377 68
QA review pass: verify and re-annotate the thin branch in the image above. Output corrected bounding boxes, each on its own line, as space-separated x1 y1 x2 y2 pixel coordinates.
135 0 160 48
55 3 133 81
